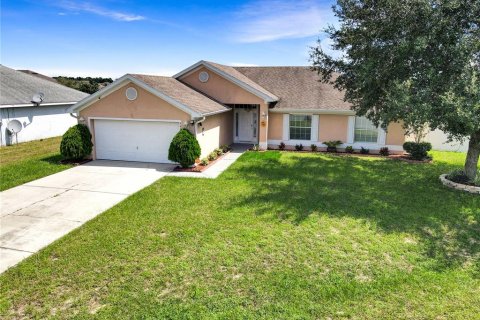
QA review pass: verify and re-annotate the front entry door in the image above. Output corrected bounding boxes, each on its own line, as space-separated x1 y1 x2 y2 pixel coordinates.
236 107 257 143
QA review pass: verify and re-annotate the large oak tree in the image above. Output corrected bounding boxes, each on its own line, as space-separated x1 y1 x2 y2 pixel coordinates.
311 0 480 179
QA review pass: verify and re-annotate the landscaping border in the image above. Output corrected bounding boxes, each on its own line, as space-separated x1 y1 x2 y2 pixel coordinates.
439 174 480 194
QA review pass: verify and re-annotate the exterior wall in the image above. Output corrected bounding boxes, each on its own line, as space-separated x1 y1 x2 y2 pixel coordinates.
319 115 349 142
180 67 265 105
385 121 406 146
196 111 233 158
180 66 269 149
268 112 283 140
407 129 469 152
0 105 77 146
80 82 191 123
267 112 406 154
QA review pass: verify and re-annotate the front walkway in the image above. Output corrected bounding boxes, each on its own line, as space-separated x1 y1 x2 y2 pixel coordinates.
168 144 251 179
0 145 249 273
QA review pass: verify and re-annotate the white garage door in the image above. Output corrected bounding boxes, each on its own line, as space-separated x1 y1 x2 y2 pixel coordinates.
94 119 180 163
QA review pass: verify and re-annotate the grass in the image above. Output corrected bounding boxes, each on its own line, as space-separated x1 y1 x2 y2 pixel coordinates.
0 137 72 191
1 150 479 319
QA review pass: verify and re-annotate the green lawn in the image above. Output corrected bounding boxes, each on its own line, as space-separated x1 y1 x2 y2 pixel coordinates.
0 137 72 191
1 151 479 319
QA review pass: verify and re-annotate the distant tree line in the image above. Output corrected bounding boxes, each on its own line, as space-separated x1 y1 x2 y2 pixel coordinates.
54 76 113 94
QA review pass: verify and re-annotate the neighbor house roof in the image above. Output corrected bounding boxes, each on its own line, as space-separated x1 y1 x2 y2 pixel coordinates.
174 60 278 102
234 66 352 112
0 65 88 107
68 73 229 117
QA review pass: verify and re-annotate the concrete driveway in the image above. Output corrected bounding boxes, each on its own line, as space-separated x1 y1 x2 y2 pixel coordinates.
0 160 175 273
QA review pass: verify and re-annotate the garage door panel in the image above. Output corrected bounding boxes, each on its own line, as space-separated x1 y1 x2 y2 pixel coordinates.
94 119 180 163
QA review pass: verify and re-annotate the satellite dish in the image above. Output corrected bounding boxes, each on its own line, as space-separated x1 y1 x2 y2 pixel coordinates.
7 120 22 134
7 120 22 145
31 92 44 105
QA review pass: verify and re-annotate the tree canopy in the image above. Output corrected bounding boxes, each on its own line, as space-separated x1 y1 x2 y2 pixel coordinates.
311 0 480 179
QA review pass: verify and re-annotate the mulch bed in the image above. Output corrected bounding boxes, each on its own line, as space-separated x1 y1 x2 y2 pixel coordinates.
60 159 92 166
173 151 230 173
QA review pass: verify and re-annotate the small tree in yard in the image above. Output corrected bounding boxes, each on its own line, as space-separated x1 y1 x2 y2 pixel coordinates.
311 0 480 180
168 129 201 168
60 124 93 160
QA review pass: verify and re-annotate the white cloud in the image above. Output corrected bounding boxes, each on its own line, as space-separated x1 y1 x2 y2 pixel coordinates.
232 0 335 43
57 1 145 22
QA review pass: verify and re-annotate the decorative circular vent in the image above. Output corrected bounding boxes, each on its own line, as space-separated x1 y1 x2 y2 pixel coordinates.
199 71 209 83
126 87 138 101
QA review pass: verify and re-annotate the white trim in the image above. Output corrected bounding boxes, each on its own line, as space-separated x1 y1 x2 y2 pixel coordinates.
199 108 232 117
347 115 355 143
270 109 355 115
67 74 203 118
282 114 289 141
267 139 403 151
174 60 278 102
377 127 387 145
311 115 319 142
0 101 78 109
89 116 182 123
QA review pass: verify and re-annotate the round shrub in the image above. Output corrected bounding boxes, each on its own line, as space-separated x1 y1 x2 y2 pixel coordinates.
60 124 93 160
403 141 432 160
168 129 201 168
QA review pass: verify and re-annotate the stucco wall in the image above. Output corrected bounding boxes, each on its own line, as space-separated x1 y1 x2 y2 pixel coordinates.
80 82 191 123
0 105 77 146
268 112 283 140
180 67 264 105
319 115 349 142
196 111 233 158
386 121 406 146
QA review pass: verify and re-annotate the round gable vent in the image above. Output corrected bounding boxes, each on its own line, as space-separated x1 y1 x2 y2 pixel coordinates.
199 71 209 83
126 87 138 101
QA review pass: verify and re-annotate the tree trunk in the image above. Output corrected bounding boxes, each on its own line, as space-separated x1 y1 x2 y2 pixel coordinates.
464 130 480 180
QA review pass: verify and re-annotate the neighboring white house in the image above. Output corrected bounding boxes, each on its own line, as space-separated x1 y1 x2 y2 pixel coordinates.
422 129 469 152
0 65 88 146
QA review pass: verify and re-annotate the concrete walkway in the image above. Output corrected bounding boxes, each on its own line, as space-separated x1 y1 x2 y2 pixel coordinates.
168 144 250 179
0 145 249 273
0 161 174 273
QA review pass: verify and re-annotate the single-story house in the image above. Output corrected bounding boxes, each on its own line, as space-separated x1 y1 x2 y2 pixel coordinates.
68 60 406 163
0 65 88 146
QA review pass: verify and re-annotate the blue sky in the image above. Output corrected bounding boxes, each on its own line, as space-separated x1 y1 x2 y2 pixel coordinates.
1 0 337 78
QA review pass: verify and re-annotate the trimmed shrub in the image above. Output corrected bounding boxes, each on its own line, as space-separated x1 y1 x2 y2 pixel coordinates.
168 129 201 168
324 140 342 152
345 146 354 153
295 144 304 151
279 142 286 150
379 147 390 156
310 144 318 152
220 145 231 153
60 124 93 160
360 147 370 154
208 152 217 161
214 148 223 156
200 158 209 166
403 141 432 160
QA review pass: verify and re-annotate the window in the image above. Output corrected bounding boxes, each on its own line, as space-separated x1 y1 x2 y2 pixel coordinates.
289 114 311 140
354 116 378 143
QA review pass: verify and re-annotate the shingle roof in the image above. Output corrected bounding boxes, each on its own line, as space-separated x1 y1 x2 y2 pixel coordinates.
0 65 88 106
130 74 229 115
202 61 278 101
234 66 352 111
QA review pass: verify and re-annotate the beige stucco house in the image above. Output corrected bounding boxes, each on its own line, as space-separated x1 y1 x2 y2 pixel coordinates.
68 60 406 163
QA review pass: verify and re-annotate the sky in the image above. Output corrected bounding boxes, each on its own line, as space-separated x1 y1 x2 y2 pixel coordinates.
1 0 338 79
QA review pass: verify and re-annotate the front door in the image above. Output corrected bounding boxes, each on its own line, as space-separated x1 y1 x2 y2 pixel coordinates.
235 107 257 143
